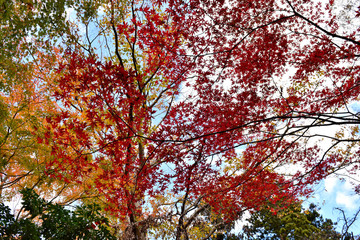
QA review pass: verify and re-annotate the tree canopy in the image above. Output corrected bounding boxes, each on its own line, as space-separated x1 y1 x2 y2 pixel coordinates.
1 0 360 239
0 188 115 239
241 202 343 240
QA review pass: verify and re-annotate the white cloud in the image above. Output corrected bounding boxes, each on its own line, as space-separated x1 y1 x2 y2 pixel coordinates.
4 194 22 215
324 177 338 193
65 7 76 22
336 192 360 210
232 211 251 234
349 101 360 113
343 180 355 191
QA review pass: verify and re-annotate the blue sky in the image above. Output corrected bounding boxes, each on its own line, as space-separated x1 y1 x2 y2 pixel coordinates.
232 178 360 236
304 177 360 235
301 101 360 236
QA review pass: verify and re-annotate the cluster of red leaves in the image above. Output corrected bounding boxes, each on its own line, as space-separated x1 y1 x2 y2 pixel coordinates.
43 0 360 225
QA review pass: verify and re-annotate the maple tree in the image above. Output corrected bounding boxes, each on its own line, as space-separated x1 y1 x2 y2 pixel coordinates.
0 45 51 196
2 0 360 239
0 0 71 89
0 45 95 210
0 0 110 203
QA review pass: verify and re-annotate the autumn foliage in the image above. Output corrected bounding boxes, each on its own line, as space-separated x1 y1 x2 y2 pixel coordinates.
1 0 360 239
